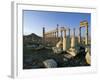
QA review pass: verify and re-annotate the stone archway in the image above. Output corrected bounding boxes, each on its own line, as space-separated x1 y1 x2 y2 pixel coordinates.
79 21 88 45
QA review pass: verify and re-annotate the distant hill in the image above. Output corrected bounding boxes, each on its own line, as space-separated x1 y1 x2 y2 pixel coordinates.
23 33 42 44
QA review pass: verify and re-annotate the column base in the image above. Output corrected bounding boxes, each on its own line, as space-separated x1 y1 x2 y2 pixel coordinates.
67 48 77 56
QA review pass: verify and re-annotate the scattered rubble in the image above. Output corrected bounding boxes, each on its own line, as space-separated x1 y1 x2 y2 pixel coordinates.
43 59 58 68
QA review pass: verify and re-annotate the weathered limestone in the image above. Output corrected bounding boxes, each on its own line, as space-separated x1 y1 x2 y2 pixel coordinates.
64 54 73 59
85 25 88 45
52 47 62 54
63 29 67 51
85 51 91 64
67 28 71 49
56 24 59 41
60 29 63 40
85 47 91 64
56 40 63 48
78 27 81 44
67 28 77 56
43 59 57 68
71 28 75 48
44 21 89 56
79 21 88 45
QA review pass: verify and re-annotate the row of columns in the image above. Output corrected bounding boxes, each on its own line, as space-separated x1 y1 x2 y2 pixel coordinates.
43 21 89 47
43 26 75 50
60 27 76 51
43 27 71 41
43 26 59 45
45 31 58 38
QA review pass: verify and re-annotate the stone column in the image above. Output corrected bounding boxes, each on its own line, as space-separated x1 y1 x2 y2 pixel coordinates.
67 28 70 49
55 32 56 38
56 24 59 41
85 24 88 45
71 28 75 48
63 29 67 51
60 30 63 40
73 28 75 37
68 28 70 37
78 27 81 44
68 28 76 56
43 27 45 44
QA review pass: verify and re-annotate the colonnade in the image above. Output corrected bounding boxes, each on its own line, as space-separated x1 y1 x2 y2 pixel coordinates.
43 21 89 49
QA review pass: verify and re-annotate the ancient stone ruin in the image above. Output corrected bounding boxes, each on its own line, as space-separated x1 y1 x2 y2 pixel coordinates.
42 21 91 64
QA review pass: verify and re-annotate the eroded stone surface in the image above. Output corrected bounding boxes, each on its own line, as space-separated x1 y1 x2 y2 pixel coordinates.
43 59 57 68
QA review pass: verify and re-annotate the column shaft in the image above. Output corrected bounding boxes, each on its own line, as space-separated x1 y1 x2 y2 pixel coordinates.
63 29 67 51
78 27 81 44
71 28 75 48
85 26 88 45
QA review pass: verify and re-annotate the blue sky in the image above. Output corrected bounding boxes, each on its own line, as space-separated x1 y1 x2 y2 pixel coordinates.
23 10 91 37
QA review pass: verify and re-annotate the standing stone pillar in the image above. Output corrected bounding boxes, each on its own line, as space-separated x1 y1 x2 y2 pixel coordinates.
43 27 45 44
54 32 56 45
68 28 70 37
85 24 88 45
71 28 75 48
63 29 67 51
78 27 81 44
55 32 56 38
67 28 77 56
73 28 75 37
57 24 59 41
67 28 70 49
60 30 63 41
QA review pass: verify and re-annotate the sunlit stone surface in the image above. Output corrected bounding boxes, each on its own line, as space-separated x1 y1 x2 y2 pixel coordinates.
43 59 57 68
